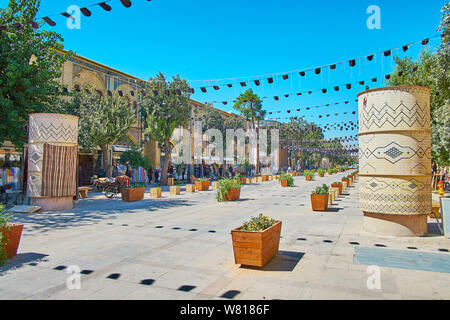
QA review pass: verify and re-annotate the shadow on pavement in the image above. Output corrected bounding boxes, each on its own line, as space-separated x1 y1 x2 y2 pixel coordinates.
240 250 305 272
0 252 49 274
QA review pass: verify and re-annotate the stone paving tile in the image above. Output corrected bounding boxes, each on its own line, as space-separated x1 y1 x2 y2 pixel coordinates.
1 172 449 300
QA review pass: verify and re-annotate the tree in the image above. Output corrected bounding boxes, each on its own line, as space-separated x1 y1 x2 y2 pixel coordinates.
119 146 152 170
72 84 136 177
0 0 70 148
140 72 192 186
233 89 266 173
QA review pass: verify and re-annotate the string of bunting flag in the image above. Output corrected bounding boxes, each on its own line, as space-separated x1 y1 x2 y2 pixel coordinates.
203 68 420 105
189 33 441 89
0 0 151 30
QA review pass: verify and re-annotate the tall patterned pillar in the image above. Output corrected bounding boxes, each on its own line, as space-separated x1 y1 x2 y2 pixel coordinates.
357 86 432 236
27 113 79 211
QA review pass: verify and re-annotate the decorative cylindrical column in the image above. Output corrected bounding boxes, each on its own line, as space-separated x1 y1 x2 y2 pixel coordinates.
357 86 432 236
27 113 79 211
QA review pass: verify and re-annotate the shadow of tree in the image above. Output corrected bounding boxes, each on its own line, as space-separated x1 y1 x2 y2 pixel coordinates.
10 197 195 233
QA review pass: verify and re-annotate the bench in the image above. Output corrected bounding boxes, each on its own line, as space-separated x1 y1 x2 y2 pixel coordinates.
78 187 92 198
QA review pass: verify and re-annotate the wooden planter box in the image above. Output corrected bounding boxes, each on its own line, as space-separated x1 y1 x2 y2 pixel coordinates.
186 184 195 193
195 180 210 191
246 178 251 184
305 175 312 181
262 175 269 182
150 188 162 198
311 193 329 211
168 177 174 186
231 221 282 267
1 223 24 258
251 177 258 183
280 179 289 187
224 187 241 201
257 177 263 183
121 188 145 202
331 184 342 195
240 177 247 184
170 186 180 195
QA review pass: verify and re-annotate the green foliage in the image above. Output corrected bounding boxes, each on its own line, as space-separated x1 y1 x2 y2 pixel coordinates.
279 171 294 186
387 14 450 166
0 0 70 148
332 181 342 185
317 168 325 175
123 183 145 189
119 147 152 170
140 72 192 185
196 178 210 182
0 205 12 266
312 184 329 195
240 213 277 232
303 170 313 178
216 177 242 202
233 89 266 125
71 84 136 152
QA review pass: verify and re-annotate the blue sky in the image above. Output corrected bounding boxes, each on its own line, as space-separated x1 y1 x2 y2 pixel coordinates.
1 0 445 141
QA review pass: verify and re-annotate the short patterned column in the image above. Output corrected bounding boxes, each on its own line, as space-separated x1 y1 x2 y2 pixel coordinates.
358 86 431 236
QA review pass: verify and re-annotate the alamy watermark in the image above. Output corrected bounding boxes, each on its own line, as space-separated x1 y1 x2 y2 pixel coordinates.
367 5 381 30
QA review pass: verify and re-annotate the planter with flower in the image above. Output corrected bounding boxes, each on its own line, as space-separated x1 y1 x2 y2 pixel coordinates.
195 178 210 191
0 206 23 265
279 172 294 187
331 181 343 195
121 183 146 202
317 168 325 177
303 170 313 181
231 214 281 267
216 178 243 202
310 184 330 211
235 173 247 185
327 168 333 175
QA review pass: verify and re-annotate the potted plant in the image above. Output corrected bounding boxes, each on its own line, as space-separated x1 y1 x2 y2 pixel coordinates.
341 176 349 186
235 173 247 185
121 183 146 202
317 168 325 177
327 168 333 175
331 181 343 195
310 184 330 211
195 178 210 191
0 206 24 264
279 171 294 187
216 178 243 201
231 214 281 267
303 170 313 181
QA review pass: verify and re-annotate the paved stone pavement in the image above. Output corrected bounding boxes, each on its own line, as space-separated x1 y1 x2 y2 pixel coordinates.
1 172 449 300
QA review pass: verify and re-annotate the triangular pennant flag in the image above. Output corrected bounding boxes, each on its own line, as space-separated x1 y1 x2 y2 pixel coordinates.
80 7 92 16
296 92 302 96
330 64 336 70
346 84 351 89
349 59 356 67
254 80 260 86
284 94 289 98
384 50 391 56
190 88 195 93
367 55 374 61
61 12 74 20
422 38 429 45
296 109 300 111
287 110 291 113
240 82 246 87
213 86 219 90
334 86 339 91
299 71 305 76
308 91 312 94
227 84 232 87
268 77 274 83
372 78 377 82
99 2 112 11
200 87 207 93
402 45 409 52
42 17 56 26
282 74 288 80
359 80 365 85
315 68 321 74
385 74 391 80
322 89 327 93
274 96 279 101
120 0 132 8
222 101 227 105
398 71 403 76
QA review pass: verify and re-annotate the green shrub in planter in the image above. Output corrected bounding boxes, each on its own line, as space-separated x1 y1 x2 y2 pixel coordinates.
312 184 330 195
317 168 325 176
279 171 294 187
0 205 10 266
303 170 313 177
240 213 277 232
196 178 210 182
216 178 243 202
122 183 145 189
